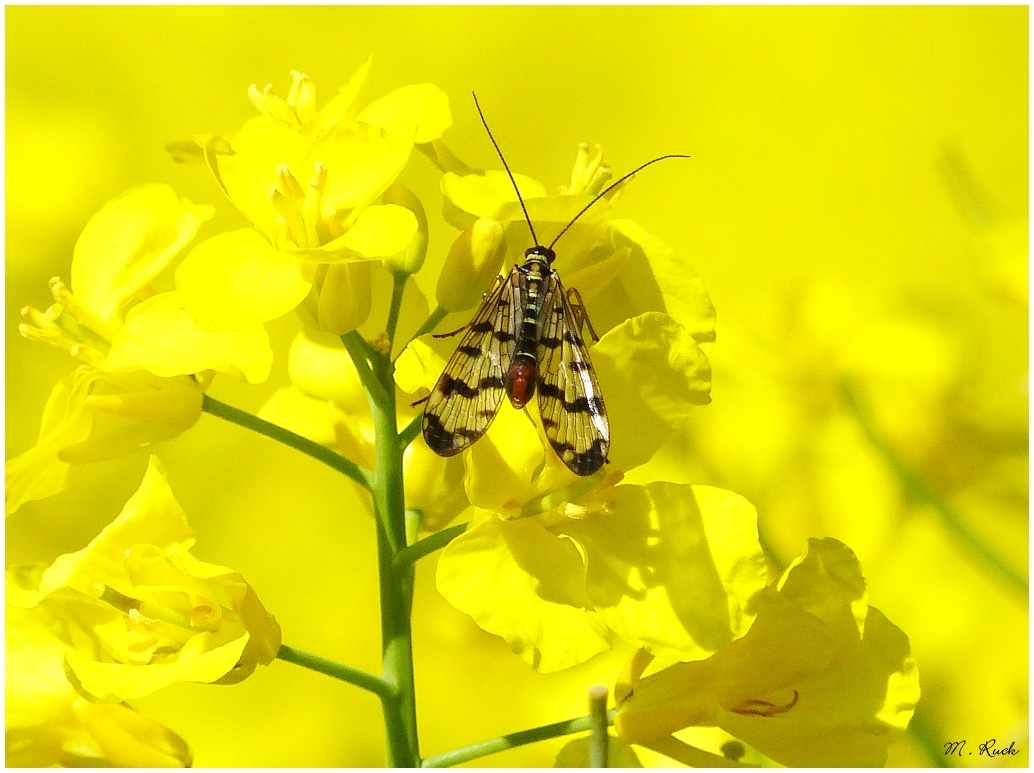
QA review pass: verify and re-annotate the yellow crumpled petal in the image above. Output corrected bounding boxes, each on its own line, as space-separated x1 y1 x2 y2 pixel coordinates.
564 483 767 661
615 538 920 768
175 228 311 330
436 515 611 672
356 83 452 144
592 312 712 470
70 184 214 325
608 219 716 344
5 370 95 515
106 292 273 384
5 604 192 767
465 404 545 512
11 457 282 702
5 368 204 514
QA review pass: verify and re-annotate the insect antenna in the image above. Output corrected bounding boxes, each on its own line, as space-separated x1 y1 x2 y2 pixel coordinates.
472 92 540 247
548 153 691 250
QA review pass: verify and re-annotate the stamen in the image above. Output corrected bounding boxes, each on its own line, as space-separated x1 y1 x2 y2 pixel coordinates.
48 278 121 343
270 187 308 248
277 164 306 202
302 162 328 245
289 70 316 124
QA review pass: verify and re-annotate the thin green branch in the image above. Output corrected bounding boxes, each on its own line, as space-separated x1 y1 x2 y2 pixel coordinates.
386 272 408 347
421 709 616 768
201 395 372 490
392 522 471 572
341 331 389 406
276 644 393 700
395 305 448 361
399 412 423 450
840 381 1027 595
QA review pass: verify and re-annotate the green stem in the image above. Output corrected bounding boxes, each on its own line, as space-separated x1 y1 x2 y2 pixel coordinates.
841 381 1027 595
201 395 372 490
366 347 421 767
421 709 616 768
588 687 609 768
393 522 471 572
276 644 393 700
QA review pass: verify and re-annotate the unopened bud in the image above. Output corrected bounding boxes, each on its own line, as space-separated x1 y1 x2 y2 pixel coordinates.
301 261 373 335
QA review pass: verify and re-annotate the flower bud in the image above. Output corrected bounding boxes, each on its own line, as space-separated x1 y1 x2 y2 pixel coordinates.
381 183 429 276
436 218 507 312
301 261 373 335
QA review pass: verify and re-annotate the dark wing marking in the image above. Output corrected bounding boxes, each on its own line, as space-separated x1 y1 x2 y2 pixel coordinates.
536 277 610 475
422 268 521 455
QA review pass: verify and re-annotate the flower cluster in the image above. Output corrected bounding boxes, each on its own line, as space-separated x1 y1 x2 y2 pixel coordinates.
8 62 920 767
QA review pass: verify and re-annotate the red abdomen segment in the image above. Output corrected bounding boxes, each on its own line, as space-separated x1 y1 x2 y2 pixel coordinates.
505 358 537 408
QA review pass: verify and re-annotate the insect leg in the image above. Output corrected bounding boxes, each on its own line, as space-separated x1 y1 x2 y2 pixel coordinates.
565 287 601 342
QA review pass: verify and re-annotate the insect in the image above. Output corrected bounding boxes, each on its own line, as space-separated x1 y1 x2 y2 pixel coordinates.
422 94 688 475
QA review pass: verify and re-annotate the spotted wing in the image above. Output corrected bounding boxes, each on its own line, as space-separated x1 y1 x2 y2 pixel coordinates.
422 268 521 456
536 277 610 475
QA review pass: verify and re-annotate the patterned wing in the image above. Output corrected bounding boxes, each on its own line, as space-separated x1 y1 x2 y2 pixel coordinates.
422 268 521 456
536 277 610 475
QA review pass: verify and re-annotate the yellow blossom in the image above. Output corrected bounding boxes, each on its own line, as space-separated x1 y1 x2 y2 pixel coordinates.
6 603 192 767
9 185 269 514
172 65 450 335
614 538 920 767
6 367 203 516
7 457 282 701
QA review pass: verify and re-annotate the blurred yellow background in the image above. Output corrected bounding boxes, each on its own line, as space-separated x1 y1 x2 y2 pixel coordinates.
6 6 1027 767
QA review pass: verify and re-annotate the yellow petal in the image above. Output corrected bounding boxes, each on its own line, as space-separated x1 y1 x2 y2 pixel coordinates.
393 338 445 394
71 184 213 324
5 370 95 515
176 228 311 330
357 83 452 144
287 330 367 412
592 312 712 470
317 204 418 262
609 219 716 344
435 218 507 312
217 117 311 236
565 484 767 661
312 122 413 216
106 292 273 384
310 57 371 139
441 170 546 229
437 516 611 672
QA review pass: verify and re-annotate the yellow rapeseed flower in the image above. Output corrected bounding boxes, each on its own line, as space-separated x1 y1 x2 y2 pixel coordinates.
172 64 448 335
614 538 920 767
6 604 192 767
8 185 270 514
7 457 282 702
